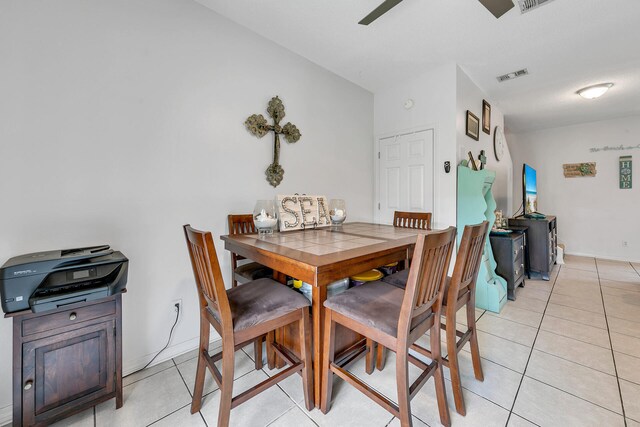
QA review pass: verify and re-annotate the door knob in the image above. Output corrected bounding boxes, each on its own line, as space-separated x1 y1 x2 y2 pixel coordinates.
24 380 33 390
69 312 77 321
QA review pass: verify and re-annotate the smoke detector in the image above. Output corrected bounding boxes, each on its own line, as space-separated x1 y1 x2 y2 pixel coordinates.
517 0 556 14
497 68 529 83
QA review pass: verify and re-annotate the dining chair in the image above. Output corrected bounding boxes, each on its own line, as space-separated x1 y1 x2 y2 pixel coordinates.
228 214 273 287
393 211 432 230
372 210 434 371
183 225 313 427
381 221 490 416
320 227 456 427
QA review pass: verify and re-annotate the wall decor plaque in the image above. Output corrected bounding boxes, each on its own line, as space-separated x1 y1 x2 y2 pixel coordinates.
562 162 597 178
277 195 331 231
620 156 632 189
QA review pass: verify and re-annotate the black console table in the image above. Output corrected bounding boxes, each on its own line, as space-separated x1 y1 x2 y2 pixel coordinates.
508 215 557 281
490 231 526 300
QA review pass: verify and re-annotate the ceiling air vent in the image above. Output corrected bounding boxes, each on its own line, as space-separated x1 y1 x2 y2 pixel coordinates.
517 0 556 14
496 68 529 83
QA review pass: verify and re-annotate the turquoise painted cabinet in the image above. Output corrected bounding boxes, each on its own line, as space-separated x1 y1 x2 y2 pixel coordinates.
457 165 507 313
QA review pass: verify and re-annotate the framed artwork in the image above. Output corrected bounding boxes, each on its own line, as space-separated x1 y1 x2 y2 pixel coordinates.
466 110 480 141
482 100 491 134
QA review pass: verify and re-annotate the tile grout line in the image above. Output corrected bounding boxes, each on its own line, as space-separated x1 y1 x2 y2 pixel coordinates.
145 402 192 426
523 376 626 418
542 310 608 331
249 345 321 427
595 259 628 427
504 264 561 427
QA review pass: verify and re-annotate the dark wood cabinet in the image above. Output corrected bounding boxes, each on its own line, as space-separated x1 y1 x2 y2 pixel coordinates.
490 232 526 300
508 216 557 281
9 294 123 426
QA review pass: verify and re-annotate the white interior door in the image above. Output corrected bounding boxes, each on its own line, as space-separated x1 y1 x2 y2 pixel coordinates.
377 129 435 224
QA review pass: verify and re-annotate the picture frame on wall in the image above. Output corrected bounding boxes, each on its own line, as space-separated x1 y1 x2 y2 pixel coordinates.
466 110 480 141
482 100 491 135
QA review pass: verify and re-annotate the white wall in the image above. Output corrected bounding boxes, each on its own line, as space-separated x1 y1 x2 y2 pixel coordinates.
456 67 513 215
508 115 640 262
373 63 458 228
0 0 373 419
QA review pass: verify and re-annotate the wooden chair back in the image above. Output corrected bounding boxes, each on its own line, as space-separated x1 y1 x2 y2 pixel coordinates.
399 227 456 337
228 214 256 262
447 222 489 305
228 214 257 235
183 224 232 331
393 211 432 230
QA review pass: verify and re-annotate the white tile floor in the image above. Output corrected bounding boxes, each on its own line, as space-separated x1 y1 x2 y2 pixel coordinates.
19 255 640 427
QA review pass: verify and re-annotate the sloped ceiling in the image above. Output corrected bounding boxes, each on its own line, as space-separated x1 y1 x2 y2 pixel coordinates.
195 0 640 132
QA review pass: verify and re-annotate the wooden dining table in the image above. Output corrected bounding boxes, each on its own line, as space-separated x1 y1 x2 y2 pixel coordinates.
221 222 430 408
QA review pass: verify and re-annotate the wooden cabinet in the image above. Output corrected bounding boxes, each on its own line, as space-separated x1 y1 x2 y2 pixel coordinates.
10 294 123 426
490 232 526 300
508 216 557 281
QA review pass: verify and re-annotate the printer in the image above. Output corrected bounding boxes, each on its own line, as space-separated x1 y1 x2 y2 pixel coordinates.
0 245 128 314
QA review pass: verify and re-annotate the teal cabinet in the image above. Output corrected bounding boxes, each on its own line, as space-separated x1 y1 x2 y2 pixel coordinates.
457 165 507 313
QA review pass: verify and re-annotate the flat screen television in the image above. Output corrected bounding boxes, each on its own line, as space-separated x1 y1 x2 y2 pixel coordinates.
523 164 538 215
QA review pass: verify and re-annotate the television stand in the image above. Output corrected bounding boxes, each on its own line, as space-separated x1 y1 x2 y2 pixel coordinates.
524 212 546 220
508 215 557 281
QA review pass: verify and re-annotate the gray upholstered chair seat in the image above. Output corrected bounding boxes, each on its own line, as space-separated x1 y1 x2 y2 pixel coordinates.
324 281 432 337
383 273 470 307
212 278 310 331
234 261 273 281
381 269 409 288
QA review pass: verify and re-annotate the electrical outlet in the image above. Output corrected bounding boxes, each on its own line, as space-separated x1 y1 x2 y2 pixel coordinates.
622 241 628 247
172 299 182 323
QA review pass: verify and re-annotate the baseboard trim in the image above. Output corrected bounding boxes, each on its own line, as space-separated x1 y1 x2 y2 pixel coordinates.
0 403 12 426
565 251 640 264
123 335 222 377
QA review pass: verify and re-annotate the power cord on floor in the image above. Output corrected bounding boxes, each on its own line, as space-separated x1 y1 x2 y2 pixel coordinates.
133 302 180 375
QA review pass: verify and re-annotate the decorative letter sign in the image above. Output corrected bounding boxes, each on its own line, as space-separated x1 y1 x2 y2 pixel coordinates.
562 162 597 178
620 156 632 189
277 195 331 231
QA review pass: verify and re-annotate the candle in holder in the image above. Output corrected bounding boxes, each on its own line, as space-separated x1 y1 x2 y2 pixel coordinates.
329 199 346 226
253 200 278 235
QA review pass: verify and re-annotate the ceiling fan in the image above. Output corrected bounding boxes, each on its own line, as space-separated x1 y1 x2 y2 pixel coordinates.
358 0 515 25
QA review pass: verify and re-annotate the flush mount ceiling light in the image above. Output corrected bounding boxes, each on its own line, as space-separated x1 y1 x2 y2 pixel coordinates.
577 83 614 99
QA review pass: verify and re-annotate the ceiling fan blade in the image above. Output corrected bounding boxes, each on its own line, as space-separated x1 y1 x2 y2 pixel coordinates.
358 0 404 25
478 0 515 18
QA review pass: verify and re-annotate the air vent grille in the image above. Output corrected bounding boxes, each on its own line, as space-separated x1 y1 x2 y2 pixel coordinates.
517 0 555 14
497 68 529 83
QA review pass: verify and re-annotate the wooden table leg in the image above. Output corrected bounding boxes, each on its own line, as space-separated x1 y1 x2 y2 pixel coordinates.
312 284 327 408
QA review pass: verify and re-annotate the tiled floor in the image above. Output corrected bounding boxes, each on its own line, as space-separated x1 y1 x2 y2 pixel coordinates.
17 255 640 427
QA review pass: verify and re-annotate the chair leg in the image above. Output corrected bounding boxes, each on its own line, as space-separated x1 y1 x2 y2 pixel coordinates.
191 313 210 414
320 310 336 414
396 348 413 427
446 313 466 416
431 319 451 427
376 344 387 371
254 336 264 370
299 308 314 411
467 299 484 381
266 330 276 370
217 338 235 427
365 338 375 375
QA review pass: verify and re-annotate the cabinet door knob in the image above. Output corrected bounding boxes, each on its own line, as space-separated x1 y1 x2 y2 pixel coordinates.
69 312 77 321
24 380 33 390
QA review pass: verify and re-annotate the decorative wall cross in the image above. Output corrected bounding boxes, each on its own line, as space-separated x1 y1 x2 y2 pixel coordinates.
245 96 301 187
478 150 487 170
